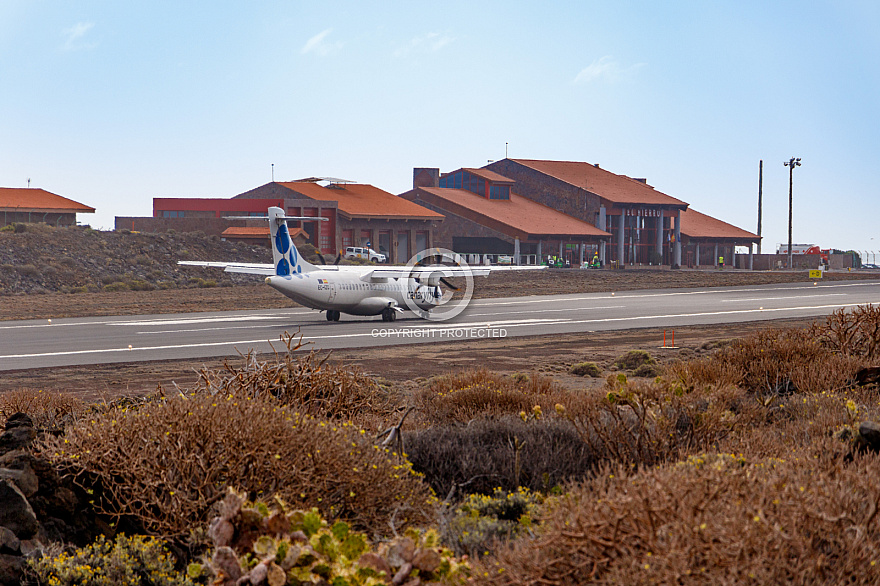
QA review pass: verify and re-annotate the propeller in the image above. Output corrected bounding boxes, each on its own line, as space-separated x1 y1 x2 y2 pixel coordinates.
334 253 342 265
439 277 459 290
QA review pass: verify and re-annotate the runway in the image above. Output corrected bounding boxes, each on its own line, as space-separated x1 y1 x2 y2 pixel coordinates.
2 279 880 371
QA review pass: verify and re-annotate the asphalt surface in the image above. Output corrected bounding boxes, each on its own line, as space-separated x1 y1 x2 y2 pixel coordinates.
2 279 880 371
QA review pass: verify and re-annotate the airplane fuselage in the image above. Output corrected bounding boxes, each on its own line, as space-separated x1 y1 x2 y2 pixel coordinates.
265 267 441 316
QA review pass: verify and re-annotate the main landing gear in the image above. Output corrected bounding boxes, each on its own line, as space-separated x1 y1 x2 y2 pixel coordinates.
381 308 397 322
325 310 341 321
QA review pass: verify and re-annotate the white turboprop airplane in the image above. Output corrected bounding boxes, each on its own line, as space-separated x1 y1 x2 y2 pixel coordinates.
180 207 545 321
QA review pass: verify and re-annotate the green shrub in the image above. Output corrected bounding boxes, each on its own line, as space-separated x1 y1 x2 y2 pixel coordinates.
127 279 156 291
199 489 470 585
103 282 130 292
443 487 544 557
631 363 660 378
28 534 193 586
613 350 655 370
187 277 217 288
570 362 602 377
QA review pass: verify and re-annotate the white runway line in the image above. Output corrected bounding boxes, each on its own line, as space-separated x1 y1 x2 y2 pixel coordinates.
2 300 872 362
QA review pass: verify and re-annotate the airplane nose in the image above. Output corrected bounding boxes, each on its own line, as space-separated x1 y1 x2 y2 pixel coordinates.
265 276 271 284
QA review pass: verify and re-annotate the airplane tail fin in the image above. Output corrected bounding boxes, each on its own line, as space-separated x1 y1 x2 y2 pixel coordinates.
267 207 319 276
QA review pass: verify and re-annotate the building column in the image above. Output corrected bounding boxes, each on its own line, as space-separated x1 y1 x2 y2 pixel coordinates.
656 210 664 264
537 240 542 261
695 243 701 268
618 213 625 264
580 242 585 266
749 246 754 270
714 243 719 267
673 214 682 267
597 206 607 263
514 237 520 265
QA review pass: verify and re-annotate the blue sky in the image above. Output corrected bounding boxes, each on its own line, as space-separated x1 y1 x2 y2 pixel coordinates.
2 1 878 256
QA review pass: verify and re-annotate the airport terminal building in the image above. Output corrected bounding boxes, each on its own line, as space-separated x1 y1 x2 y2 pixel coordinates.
400 167 609 265
403 159 759 267
116 158 760 268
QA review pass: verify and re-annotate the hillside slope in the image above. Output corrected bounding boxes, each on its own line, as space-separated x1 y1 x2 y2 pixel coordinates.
0 223 272 294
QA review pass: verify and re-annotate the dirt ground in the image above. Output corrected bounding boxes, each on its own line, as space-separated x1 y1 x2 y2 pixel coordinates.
0 269 872 398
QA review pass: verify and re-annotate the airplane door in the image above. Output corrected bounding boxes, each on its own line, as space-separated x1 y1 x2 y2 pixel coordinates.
328 282 337 303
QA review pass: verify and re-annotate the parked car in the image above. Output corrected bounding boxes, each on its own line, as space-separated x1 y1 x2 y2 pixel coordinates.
344 246 386 263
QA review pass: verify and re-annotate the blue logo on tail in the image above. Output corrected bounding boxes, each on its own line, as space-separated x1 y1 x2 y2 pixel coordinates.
275 224 290 254
274 222 302 275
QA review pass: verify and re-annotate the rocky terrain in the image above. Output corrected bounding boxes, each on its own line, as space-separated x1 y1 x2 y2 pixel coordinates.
0 223 271 295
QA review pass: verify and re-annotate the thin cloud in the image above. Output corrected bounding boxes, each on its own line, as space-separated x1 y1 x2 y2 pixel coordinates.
300 28 341 56
574 55 644 84
62 21 96 51
394 32 455 57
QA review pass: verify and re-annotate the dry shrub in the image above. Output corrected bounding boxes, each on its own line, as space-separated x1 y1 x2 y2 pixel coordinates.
558 376 762 468
0 388 87 431
667 326 863 397
818 304 880 360
476 444 880 585
41 393 433 540
404 417 595 497
184 333 397 423
414 368 561 425
726 385 880 458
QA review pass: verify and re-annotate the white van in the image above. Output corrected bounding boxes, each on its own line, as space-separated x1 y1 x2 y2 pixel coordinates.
344 246 387 263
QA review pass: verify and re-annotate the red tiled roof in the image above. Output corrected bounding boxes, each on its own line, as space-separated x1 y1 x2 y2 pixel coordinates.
0 188 94 213
414 187 610 240
507 159 688 208
276 182 443 220
460 168 515 184
679 208 760 241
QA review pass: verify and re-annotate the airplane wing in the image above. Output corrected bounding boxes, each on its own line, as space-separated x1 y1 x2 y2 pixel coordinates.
362 265 546 281
178 261 275 276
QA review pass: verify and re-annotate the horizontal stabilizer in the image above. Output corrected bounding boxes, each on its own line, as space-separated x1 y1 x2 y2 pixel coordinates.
222 215 329 222
178 260 274 275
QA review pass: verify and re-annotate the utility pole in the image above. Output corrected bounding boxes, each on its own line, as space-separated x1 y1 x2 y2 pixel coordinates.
784 157 802 269
757 160 763 254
